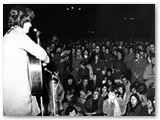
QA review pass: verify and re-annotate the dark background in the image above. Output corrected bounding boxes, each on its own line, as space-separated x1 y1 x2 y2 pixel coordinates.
3 4 155 45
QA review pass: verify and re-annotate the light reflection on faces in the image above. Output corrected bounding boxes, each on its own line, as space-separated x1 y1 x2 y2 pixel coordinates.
130 96 138 107
83 79 88 86
76 49 81 56
93 91 99 100
107 71 112 76
105 49 109 54
108 91 116 102
118 87 123 94
131 88 137 94
147 100 153 108
107 79 112 86
102 86 107 93
136 53 140 59
122 77 127 84
68 78 73 85
69 110 77 116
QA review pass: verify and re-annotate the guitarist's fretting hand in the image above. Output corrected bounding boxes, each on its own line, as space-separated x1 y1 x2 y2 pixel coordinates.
42 63 48 66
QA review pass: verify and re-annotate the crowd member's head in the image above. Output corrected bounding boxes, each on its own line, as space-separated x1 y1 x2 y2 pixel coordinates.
92 89 101 100
149 43 155 53
124 47 129 55
117 49 124 60
106 68 113 77
105 47 110 54
150 53 155 65
66 75 75 86
82 76 89 86
129 46 134 54
46 46 51 56
107 77 116 87
76 48 82 57
72 47 76 56
147 96 155 109
101 84 108 94
140 49 146 58
95 45 100 53
81 45 86 51
121 74 130 85
137 83 147 95
52 34 59 44
55 45 62 53
117 84 126 97
113 49 118 57
129 93 141 107
108 86 119 102
130 81 140 94
64 46 71 55
65 106 78 116
95 54 100 61
102 45 106 53
106 41 110 47
92 42 96 49
135 49 141 60
138 44 144 51
82 48 89 58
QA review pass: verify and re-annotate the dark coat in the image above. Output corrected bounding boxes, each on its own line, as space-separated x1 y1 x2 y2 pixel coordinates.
81 97 103 115
125 101 143 116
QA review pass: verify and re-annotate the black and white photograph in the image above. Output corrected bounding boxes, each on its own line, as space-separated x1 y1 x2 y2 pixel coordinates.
2 3 155 117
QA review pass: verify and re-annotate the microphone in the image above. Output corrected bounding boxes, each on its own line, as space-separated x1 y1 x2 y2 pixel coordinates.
44 68 52 74
33 28 41 34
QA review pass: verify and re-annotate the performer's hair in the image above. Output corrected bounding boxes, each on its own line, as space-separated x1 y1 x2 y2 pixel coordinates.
8 6 35 28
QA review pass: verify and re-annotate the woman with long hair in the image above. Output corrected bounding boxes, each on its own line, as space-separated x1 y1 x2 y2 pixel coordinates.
125 93 143 116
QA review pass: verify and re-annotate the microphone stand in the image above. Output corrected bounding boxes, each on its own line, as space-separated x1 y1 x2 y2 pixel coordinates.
44 68 57 116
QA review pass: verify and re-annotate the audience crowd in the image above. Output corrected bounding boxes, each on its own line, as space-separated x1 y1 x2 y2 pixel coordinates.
42 36 155 116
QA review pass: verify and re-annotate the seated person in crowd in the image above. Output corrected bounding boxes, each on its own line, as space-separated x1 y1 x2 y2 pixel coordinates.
103 86 125 116
65 106 79 116
146 96 155 116
120 74 131 97
47 71 65 116
125 93 143 116
131 49 147 84
112 49 126 81
78 60 90 84
89 74 102 92
117 84 128 115
100 84 109 101
137 83 148 107
63 75 78 109
81 90 103 116
77 76 92 105
143 53 155 97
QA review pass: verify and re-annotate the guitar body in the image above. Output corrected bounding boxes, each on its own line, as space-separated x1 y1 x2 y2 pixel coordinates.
27 31 43 96
27 53 43 96
27 30 45 116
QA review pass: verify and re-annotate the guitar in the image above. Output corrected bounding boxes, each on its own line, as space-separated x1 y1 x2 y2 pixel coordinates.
27 29 43 96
